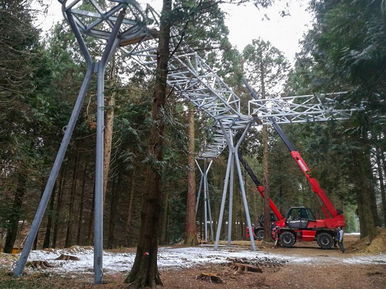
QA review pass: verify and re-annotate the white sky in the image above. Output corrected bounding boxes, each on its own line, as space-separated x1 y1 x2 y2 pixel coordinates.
34 0 313 65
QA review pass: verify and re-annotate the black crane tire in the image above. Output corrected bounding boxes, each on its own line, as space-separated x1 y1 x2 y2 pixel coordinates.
317 232 334 249
279 231 296 247
255 229 264 241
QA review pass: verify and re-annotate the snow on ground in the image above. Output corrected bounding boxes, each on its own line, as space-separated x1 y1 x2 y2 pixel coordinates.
6 245 386 275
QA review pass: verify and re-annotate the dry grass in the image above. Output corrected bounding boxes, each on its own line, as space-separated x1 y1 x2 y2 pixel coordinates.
348 228 386 254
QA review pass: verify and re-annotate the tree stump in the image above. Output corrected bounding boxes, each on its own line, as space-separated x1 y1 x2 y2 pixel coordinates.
231 263 263 273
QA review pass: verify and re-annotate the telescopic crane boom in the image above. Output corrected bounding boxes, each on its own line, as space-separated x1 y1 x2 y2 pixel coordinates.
238 152 284 221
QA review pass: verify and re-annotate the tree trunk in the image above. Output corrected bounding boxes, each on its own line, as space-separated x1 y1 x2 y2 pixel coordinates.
87 183 95 245
351 131 377 240
53 165 67 248
4 172 26 253
260 59 271 243
107 174 120 249
375 146 386 227
184 106 198 245
76 163 88 245
43 184 57 249
103 59 117 202
126 171 135 246
125 1 171 286
33 187 45 250
65 153 79 247
160 188 169 244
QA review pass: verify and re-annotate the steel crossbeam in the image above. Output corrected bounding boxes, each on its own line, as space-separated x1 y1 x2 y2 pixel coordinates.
248 92 357 124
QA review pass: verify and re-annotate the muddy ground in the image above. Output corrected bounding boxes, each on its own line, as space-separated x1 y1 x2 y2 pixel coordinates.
1 234 385 289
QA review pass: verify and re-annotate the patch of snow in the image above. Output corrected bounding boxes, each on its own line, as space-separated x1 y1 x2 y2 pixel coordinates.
343 254 386 265
8 246 386 276
345 232 360 236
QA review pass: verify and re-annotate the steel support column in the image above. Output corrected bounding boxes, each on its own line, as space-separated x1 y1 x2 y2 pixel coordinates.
214 149 232 249
214 121 256 250
13 1 127 283
13 64 94 277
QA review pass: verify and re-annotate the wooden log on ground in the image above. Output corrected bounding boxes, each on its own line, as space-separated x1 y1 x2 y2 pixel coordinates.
26 261 54 269
55 254 80 261
231 262 263 273
196 273 223 283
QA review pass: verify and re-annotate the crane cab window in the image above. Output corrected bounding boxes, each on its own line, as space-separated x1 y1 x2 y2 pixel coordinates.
286 207 315 229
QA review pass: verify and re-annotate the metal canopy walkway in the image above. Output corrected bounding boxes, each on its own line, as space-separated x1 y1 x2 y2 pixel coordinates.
13 0 360 284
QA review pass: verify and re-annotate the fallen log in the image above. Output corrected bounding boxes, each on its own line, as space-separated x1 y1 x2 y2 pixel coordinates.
55 254 80 261
196 273 223 283
231 262 263 273
26 261 54 269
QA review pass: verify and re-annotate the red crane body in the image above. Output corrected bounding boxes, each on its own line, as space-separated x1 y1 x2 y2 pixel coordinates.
240 121 345 249
241 80 345 248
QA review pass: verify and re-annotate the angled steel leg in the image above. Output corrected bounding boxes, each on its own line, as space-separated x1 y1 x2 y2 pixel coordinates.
203 160 208 241
227 139 235 245
214 149 232 249
204 161 214 241
13 2 127 283
13 65 94 277
233 123 255 250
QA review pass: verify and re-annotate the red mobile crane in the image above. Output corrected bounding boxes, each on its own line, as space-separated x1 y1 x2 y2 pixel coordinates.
239 119 346 249
241 79 345 249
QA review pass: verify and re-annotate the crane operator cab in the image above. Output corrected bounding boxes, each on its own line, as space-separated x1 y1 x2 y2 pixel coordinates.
286 206 316 229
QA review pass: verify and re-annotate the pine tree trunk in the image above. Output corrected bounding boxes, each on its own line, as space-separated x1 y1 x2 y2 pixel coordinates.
378 147 386 226
126 172 135 246
260 59 271 243
103 61 116 202
375 146 386 227
65 153 79 247
351 131 377 240
76 163 88 245
160 188 169 244
53 165 67 248
107 175 120 249
4 172 26 253
43 184 57 248
125 1 171 286
184 106 198 245
87 183 95 245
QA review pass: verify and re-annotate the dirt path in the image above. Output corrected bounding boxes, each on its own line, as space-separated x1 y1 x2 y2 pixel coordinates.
158 263 386 289
1 234 386 288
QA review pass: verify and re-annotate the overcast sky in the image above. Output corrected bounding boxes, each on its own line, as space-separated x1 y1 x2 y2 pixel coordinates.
34 0 313 65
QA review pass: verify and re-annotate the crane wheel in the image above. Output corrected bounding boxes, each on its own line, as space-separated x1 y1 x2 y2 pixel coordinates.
317 232 334 249
279 231 296 247
255 229 264 241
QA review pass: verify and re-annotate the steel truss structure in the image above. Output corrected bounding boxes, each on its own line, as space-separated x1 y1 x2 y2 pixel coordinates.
195 159 214 242
248 92 356 124
13 0 361 284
